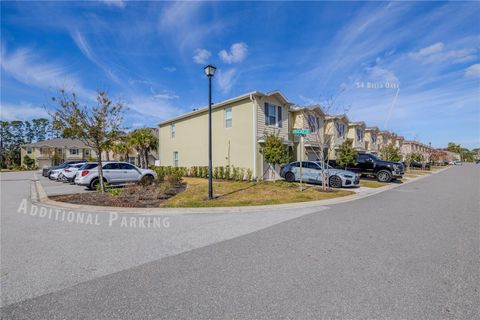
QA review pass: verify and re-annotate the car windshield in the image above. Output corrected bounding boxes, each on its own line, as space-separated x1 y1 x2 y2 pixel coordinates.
79 163 98 170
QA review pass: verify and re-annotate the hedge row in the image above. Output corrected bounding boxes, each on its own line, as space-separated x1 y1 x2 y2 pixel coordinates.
150 166 253 181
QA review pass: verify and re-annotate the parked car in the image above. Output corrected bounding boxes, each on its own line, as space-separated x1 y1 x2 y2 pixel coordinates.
280 161 359 188
75 161 156 190
329 153 404 182
48 168 64 180
60 163 86 183
402 161 431 170
42 160 87 177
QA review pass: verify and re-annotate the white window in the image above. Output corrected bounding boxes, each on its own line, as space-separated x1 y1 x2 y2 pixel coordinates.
371 135 377 144
128 157 136 165
356 128 363 142
69 148 79 155
26 147 32 154
224 107 232 128
336 122 345 138
264 103 282 127
171 123 176 138
85 149 90 156
383 136 388 144
173 151 179 167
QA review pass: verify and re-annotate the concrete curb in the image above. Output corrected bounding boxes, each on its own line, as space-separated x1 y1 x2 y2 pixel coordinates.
31 167 451 215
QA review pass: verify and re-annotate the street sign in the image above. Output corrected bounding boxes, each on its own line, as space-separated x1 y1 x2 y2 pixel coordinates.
292 129 311 135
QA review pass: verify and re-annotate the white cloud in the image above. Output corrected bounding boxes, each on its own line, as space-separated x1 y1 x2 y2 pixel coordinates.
216 68 237 94
0 103 49 121
464 64 480 78
410 42 444 59
0 46 93 98
193 49 211 64
154 93 179 100
101 0 126 8
70 30 122 85
408 42 476 64
163 66 176 72
365 66 399 84
126 95 182 120
218 42 248 64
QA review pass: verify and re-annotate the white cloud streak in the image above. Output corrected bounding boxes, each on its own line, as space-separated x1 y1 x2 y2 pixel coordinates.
0 103 49 121
216 68 237 94
0 46 93 98
101 0 126 8
464 64 480 78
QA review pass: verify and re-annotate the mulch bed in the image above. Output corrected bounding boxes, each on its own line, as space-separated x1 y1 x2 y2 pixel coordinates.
51 182 186 208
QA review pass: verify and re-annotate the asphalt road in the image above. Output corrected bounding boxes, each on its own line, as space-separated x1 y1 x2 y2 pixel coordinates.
1 165 479 319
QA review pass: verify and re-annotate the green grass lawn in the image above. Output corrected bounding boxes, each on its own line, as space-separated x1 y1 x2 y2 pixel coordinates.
163 177 355 208
405 170 431 175
359 179 389 188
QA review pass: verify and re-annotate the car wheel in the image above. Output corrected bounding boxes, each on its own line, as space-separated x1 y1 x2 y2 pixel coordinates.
376 170 392 182
329 175 343 188
285 172 295 182
140 175 154 185
89 178 106 190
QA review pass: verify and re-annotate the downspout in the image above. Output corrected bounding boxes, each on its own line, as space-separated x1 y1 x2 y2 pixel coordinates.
250 94 257 180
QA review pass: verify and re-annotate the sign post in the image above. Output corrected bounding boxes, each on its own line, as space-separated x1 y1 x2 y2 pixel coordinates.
292 129 311 191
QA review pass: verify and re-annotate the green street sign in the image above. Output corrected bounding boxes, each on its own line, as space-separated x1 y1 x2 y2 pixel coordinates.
292 129 311 135
294 133 306 137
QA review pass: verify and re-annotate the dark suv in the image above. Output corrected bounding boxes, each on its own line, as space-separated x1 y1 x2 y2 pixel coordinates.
42 160 87 177
330 153 404 182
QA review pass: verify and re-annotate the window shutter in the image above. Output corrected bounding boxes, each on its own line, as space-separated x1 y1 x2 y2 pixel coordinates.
264 103 269 125
277 106 282 127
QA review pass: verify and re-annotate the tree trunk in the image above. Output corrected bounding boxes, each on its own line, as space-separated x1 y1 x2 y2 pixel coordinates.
96 148 105 193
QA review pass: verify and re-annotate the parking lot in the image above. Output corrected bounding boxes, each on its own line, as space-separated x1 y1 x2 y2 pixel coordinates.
36 172 91 196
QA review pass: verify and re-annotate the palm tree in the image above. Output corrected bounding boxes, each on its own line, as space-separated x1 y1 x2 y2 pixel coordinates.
128 128 158 168
111 141 131 162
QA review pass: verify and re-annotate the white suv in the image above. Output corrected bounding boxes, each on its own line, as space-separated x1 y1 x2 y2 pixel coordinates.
75 162 156 190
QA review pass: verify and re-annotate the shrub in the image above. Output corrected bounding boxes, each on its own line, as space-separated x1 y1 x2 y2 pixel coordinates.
218 166 224 179
165 174 181 186
213 167 220 179
224 166 231 180
108 187 122 197
245 168 253 181
239 168 245 181
150 166 187 181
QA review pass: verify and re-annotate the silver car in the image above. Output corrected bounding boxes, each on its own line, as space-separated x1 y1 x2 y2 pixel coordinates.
75 162 156 190
280 161 360 188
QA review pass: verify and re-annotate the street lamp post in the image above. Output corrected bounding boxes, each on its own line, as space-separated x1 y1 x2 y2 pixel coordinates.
204 64 216 199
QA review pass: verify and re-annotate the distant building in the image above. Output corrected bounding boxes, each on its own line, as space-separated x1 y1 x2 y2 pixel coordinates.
21 135 159 168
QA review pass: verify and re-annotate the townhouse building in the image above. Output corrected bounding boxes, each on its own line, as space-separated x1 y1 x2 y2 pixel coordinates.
401 140 435 161
393 135 404 149
364 127 380 154
158 91 293 180
21 135 159 168
323 114 349 160
157 90 435 179
21 139 99 168
347 121 366 152
376 130 392 151
289 105 326 161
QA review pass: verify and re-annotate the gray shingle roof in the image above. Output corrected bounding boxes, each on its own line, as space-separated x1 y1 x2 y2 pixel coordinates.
23 138 90 148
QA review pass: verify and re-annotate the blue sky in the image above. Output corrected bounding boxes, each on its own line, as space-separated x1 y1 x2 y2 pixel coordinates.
1 1 479 148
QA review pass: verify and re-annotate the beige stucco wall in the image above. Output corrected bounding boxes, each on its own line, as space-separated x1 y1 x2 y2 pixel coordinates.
159 98 255 175
347 125 366 150
324 118 348 159
364 130 379 154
